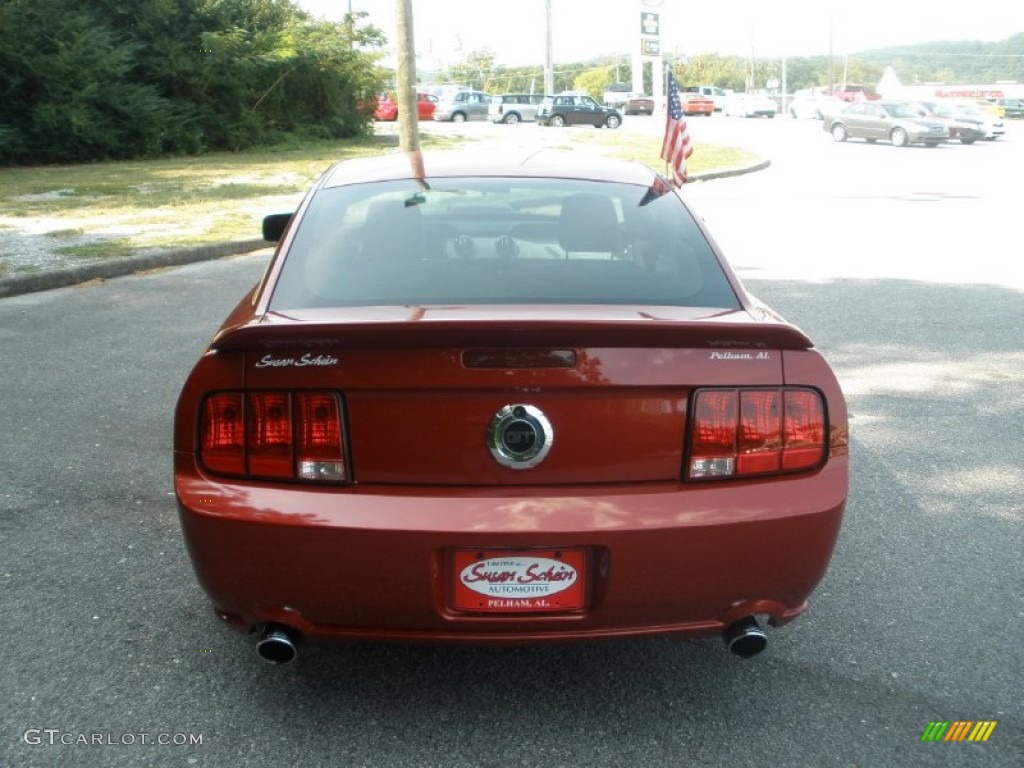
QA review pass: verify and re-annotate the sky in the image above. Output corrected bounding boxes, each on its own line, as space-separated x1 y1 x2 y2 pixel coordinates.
295 1 1024 69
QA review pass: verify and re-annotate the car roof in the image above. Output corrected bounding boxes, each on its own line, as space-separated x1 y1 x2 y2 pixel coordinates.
319 150 661 189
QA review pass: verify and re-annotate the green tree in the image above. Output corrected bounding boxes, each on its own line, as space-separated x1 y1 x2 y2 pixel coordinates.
673 54 746 89
0 0 388 164
573 67 614 101
446 49 497 90
0 1 178 162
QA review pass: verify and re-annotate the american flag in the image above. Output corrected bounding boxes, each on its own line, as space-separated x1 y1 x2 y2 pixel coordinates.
660 71 693 187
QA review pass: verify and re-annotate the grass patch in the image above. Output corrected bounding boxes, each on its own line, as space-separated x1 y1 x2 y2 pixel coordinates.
557 130 757 174
55 239 137 260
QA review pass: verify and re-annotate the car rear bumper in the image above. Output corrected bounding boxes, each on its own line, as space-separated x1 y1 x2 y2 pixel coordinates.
176 454 847 644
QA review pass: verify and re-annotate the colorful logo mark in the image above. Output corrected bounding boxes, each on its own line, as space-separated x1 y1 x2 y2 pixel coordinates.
921 721 997 742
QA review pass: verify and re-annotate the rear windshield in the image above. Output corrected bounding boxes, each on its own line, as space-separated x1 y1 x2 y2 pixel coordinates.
268 177 740 310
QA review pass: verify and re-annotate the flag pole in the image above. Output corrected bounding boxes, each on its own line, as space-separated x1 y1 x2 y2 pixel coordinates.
663 60 671 180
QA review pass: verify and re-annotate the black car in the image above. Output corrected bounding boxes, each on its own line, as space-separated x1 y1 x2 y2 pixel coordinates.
537 92 621 128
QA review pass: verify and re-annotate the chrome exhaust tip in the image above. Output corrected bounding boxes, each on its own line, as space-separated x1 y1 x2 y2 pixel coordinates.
723 616 768 658
256 624 300 664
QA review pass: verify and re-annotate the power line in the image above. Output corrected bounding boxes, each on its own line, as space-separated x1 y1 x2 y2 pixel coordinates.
856 51 1024 58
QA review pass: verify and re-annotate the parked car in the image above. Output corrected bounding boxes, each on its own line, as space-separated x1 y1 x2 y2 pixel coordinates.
723 93 777 118
680 90 715 116
913 101 986 144
824 100 949 147
945 100 1005 139
175 149 849 664
433 89 491 122
621 93 655 116
992 98 1024 119
488 93 548 124
693 85 730 111
788 94 847 120
536 92 621 128
973 99 1004 119
374 91 437 122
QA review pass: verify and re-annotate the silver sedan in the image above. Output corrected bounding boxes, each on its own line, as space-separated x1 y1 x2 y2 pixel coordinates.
824 100 949 147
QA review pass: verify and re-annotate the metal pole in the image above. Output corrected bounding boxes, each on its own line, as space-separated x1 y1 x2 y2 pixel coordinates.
395 0 420 155
544 0 554 94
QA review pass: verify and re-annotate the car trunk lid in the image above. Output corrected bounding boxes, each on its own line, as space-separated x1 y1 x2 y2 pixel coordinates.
215 306 809 486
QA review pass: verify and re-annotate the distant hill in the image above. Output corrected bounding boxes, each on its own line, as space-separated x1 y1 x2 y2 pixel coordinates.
850 33 1024 84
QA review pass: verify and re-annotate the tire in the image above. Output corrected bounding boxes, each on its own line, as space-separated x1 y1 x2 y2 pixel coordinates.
504 112 520 125
831 123 848 142
605 114 621 129
452 111 467 123
960 137 976 145
890 127 908 147
550 114 565 128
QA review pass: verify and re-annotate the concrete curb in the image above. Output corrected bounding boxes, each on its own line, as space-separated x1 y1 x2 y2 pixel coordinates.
689 158 771 183
0 239 268 299
0 160 768 300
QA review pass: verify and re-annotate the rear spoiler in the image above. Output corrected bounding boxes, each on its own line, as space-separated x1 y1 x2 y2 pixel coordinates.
209 317 814 352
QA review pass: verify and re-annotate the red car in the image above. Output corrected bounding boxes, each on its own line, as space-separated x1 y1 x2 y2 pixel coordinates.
174 150 849 664
682 93 715 116
374 91 437 121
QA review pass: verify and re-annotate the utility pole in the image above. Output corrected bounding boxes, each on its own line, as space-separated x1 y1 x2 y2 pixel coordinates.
828 11 834 95
395 0 420 156
544 0 554 95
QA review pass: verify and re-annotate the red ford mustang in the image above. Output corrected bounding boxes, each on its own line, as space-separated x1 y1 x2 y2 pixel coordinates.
174 150 849 664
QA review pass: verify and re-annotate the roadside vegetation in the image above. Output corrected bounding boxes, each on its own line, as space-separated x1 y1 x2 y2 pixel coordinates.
0 0 387 165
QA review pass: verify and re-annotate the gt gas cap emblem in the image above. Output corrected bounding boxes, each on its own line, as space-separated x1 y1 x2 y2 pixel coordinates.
487 404 554 469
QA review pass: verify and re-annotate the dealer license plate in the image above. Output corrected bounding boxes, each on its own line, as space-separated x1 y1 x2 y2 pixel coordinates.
452 548 586 613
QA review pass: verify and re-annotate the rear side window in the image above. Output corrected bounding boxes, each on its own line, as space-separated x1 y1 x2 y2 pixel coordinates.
269 178 740 311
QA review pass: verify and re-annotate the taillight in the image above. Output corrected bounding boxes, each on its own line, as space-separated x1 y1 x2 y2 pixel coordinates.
295 392 346 481
199 391 346 483
687 388 826 480
201 394 245 475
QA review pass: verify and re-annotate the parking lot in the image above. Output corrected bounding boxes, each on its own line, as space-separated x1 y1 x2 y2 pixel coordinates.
2 112 1021 767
